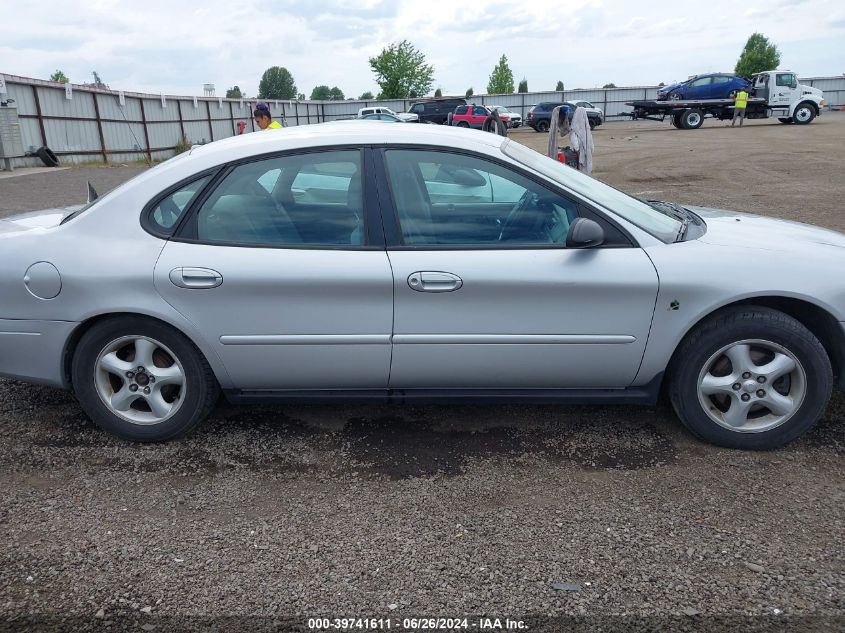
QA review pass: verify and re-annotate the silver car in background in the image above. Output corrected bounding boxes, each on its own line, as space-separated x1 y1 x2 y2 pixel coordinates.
1 122 843 447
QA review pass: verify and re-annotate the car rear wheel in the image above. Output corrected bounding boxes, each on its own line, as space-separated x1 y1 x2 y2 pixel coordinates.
669 307 832 449
72 317 218 442
536 120 549 133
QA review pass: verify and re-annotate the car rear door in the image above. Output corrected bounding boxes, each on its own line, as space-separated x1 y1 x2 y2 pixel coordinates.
375 147 660 390
153 148 393 391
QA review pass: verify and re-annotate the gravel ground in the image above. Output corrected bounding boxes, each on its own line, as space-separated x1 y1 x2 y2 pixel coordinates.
1 114 844 632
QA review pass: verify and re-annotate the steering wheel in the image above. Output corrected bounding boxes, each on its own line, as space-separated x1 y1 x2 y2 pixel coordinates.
498 190 546 242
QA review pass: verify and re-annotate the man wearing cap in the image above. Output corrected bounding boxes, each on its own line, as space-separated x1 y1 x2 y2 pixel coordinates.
254 103 283 130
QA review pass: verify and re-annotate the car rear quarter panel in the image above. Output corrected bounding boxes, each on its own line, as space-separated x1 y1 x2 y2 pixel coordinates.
0 181 234 389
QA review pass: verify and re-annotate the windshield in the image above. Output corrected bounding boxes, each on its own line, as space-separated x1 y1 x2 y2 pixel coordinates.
502 140 682 242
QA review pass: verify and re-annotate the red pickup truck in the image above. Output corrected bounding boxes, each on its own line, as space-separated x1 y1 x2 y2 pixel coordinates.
450 104 511 129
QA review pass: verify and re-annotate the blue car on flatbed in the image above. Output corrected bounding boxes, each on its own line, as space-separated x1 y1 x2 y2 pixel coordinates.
657 73 752 101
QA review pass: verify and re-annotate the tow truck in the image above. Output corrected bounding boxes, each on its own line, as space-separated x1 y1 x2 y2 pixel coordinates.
626 70 825 129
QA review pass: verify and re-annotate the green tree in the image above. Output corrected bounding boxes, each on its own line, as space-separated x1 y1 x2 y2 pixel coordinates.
310 85 331 100
226 86 243 98
297 93 306 101
50 70 69 83
359 91 374 100
369 40 434 99
434 87 442 97
602 83 617 89
735 32 781 78
487 54 514 94
518 78 528 93
329 86 345 100
258 66 297 99
466 87 474 98
556 80 564 91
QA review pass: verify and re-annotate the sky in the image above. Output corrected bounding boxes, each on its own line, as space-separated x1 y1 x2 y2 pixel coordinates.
1 0 843 98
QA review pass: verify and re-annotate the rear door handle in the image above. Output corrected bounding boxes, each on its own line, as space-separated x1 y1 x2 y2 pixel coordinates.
407 271 463 292
169 267 223 289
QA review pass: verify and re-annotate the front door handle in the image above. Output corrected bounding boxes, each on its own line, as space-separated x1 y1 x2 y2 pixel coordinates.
169 267 223 289
408 271 463 293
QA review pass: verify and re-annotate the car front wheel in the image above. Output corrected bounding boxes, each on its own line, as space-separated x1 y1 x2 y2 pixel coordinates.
72 317 218 442
669 307 832 449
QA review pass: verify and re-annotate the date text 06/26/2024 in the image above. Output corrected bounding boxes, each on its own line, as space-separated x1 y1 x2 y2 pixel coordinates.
307 617 528 630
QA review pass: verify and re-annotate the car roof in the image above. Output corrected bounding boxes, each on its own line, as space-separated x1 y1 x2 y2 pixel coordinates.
185 121 504 164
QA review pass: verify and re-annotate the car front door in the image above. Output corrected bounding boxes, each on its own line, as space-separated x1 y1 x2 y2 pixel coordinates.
686 77 713 99
153 148 393 391
375 148 660 390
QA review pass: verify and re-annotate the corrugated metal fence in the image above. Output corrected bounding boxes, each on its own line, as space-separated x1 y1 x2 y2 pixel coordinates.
2 73 843 168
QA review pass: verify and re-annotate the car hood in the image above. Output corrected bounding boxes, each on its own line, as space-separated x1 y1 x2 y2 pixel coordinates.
691 206 845 252
0 206 81 235
658 82 682 94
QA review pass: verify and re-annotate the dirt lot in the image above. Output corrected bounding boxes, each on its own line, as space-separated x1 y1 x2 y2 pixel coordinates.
1 114 844 632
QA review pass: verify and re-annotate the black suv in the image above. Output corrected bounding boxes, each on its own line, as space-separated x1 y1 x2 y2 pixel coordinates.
526 102 602 132
409 97 467 124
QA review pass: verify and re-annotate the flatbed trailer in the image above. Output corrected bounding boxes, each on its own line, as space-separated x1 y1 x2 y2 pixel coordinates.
625 97 769 129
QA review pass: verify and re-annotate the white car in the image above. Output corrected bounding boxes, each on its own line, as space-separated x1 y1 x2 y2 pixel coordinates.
357 106 418 123
489 105 522 128
566 100 604 125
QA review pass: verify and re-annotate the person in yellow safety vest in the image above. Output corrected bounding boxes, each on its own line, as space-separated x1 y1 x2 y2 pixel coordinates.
253 103 283 130
731 89 749 127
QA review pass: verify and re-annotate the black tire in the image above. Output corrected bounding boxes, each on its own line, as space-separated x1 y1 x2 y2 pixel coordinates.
588 118 596 130
792 102 817 125
36 146 59 167
456 121 470 128
536 120 549 133
680 108 704 129
669 307 832 450
778 117 794 124
481 115 508 136
447 112 453 126
72 316 218 442
671 113 683 129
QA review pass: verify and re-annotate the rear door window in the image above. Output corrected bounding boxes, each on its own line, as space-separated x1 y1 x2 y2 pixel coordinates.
192 150 365 247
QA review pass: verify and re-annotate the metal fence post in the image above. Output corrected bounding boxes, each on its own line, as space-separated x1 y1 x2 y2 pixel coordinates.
31 85 47 148
176 100 186 141
91 92 108 164
139 98 152 162
206 100 214 141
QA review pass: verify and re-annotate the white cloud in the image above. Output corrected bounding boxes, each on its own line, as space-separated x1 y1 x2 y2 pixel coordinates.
1 0 842 97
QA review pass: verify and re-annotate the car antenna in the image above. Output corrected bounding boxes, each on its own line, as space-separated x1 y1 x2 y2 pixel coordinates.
87 181 99 203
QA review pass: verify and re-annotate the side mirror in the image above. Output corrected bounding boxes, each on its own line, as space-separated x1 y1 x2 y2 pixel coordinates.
565 217 605 249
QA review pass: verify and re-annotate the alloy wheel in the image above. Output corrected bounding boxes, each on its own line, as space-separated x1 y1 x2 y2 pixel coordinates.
696 339 806 433
94 335 187 425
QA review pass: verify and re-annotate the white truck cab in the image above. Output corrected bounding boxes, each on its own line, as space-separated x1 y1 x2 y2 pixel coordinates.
751 70 825 124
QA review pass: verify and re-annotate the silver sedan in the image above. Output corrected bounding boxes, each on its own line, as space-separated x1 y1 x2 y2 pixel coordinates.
1 122 842 447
